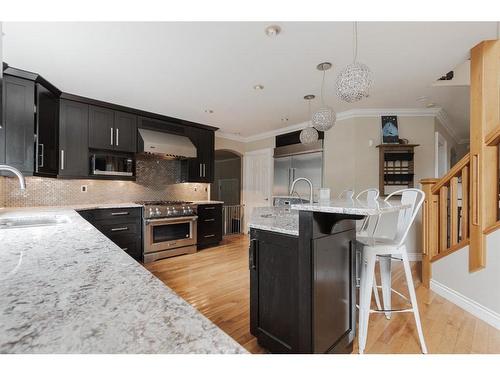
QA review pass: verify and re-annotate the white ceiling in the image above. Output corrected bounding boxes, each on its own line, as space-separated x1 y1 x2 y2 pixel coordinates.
3 22 497 141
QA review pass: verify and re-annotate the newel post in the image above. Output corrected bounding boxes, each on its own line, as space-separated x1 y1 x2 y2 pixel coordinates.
420 178 439 288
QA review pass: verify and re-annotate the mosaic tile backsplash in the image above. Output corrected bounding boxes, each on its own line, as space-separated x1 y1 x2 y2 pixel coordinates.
0 154 209 207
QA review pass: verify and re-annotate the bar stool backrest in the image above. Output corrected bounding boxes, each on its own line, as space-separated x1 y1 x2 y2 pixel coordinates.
339 189 355 199
384 188 425 247
356 188 379 202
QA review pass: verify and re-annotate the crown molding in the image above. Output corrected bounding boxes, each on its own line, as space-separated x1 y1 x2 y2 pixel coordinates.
216 107 466 144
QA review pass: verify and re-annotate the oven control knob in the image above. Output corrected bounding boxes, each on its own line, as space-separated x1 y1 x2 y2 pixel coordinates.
155 208 161 215
149 208 154 216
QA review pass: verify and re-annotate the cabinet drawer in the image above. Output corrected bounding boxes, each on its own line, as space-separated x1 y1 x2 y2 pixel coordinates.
97 221 141 236
82 207 142 221
198 221 219 237
197 204 222 219
108 233 142 259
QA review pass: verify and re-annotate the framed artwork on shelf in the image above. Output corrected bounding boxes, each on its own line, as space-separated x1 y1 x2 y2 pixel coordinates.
381 116 399 144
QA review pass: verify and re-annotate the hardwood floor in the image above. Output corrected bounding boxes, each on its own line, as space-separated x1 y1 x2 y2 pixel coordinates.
144 234 500 354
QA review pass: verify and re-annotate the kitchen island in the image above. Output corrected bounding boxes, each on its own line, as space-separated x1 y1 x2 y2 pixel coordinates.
0 207 246 354
248 199 408 354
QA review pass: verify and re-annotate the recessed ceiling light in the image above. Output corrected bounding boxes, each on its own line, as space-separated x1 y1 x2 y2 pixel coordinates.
253 84 264 90
265 25 281 37
204 109 214 114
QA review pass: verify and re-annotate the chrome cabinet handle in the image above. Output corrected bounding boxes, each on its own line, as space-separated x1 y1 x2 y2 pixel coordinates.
110 127 114 146
203 163 206 177
111 227 128 232
116 128 119 146
204 206 215 210
60 149 65 170
39 143 44 168
199 163 202 177
204 218 215 222
111 212 130 216
121 247 128 251
204 234 215 238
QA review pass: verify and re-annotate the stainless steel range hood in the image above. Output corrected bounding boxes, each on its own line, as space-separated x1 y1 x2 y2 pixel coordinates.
138 128 197 159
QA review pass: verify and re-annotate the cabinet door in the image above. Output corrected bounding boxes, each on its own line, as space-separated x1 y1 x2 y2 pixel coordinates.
88 105 114 150
114 111 137 152
186 127 215 183
59 99 89 177
35 83 59 176
250 230 299 353
2 75 35 174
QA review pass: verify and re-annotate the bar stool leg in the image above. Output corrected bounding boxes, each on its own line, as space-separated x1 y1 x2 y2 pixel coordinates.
379 255 392 319
401 251 428 354
359 251 376 354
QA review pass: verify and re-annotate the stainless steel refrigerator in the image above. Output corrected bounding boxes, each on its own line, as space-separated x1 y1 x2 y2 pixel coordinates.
273 140 323 202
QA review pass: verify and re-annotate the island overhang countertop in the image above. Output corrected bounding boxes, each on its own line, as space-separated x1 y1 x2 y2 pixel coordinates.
291 198 410 216
0 207 246 354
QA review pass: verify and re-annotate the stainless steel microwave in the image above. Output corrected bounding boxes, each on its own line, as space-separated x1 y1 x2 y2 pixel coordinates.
90 153 134 177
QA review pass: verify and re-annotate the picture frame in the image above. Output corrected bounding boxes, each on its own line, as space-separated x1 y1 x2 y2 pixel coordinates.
381 115 399 144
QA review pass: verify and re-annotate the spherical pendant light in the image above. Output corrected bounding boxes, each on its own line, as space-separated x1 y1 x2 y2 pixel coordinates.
312 62 337 131
336 22 373 103
300 94 319 145
336 62 372 103
300 126 319 144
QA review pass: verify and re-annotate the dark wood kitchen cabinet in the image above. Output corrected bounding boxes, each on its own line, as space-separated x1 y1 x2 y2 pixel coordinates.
78 207 143 261
187 127 214 183
197 203 222 248
59 99 89 177
35 83 59 177
89 105 137 153
0 75 35 174
249 212 357 354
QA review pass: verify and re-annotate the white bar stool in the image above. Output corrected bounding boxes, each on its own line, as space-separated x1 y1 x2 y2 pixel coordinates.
338 189 354 199
358 188 428 354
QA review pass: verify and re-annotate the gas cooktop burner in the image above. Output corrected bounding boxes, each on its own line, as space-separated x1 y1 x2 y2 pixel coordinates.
136 200 193 206
137 200 197 219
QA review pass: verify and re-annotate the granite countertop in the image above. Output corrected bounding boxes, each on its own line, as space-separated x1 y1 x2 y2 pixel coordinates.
291 198 410 216
193 201 224 205
0 207 246 354
248 206 299 236
0 203 143 213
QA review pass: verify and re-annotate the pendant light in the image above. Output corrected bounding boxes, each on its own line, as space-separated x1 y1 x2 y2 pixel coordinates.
336 22 373 103
312 62 336 131
300 95 319 145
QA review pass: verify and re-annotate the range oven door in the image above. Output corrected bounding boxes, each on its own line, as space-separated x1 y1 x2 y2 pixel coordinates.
144 216 197 254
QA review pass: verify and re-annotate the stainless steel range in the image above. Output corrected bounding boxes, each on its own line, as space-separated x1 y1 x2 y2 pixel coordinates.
137 200 198 262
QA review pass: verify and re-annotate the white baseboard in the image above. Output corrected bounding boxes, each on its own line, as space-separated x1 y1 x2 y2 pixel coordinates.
430 279 500 330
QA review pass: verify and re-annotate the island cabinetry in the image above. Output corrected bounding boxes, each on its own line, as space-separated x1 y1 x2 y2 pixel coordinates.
249 211 357 354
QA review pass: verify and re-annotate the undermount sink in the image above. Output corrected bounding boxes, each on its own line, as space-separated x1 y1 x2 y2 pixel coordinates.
0 215 70 229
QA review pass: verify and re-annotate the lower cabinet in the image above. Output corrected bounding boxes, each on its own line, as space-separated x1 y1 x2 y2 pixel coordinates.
249 219 356 354
197 203 222 248
78 207 143 261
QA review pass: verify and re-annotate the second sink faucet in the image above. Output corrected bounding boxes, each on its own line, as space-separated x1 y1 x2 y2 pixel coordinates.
0 165 26 190
290 177 313 204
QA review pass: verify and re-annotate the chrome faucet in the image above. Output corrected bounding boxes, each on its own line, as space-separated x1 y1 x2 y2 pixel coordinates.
290 177 313 204
0 165 26 190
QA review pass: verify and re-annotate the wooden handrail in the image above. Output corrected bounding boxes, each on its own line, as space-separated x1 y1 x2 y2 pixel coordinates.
431 153 470 194
485 126 500 146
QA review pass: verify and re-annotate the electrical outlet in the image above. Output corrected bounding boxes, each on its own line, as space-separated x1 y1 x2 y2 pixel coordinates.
81 185 88 193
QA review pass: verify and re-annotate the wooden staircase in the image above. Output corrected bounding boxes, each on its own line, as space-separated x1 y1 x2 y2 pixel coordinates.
420 39 500 288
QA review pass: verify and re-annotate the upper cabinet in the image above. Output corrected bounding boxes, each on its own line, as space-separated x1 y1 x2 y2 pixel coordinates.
35 83 59 177
187 127 214 183
114 111 137 152
89 106 137 153
1 75 35 174
59 99 89 177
